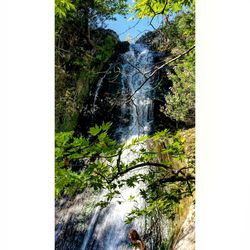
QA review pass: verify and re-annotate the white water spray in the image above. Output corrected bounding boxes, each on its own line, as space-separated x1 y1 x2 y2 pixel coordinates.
81 44 155 250
92 63 114 114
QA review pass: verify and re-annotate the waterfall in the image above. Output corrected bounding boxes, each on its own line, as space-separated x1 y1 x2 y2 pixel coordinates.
118 43 154 141
92 63 114 114
81 44 155 250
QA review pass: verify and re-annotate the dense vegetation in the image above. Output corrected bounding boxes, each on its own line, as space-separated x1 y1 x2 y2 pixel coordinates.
55 0 128 131
160 6 195 127
55 0 195 249
55 122 194 208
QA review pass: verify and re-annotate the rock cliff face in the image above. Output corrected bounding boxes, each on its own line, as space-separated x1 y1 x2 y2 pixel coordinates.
136 30 164 51
173 203 195 250
56 26 195 250
55 27 130 132
55 190 98 250
74 42 176 138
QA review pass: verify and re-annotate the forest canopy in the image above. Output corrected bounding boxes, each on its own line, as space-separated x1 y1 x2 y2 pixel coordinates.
55 0 195 248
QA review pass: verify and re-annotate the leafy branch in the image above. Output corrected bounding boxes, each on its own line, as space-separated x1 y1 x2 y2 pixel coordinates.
124 45 195 104
55 123 195 224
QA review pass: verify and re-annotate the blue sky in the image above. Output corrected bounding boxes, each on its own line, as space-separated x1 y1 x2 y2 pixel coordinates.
105 0 164 42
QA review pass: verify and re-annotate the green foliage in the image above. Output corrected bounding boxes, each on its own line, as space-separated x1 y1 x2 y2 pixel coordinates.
55 123 195 226
55 122 119 198
55 36 115 132
93 0 128 16
55 0 128 26
55 0 76 20
54 1 196 240
132 0 195 18
55 0 128 132
96 36 116 62
163 6 195 52
159 240 169 250
160 7 195 126
161 53 195 125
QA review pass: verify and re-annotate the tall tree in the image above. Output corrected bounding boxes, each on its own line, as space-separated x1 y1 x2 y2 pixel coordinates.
55 0 128 48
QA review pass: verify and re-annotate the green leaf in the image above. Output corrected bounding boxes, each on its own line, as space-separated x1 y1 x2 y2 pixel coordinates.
89 125 101 136
172 2 182 12
128 195 135 201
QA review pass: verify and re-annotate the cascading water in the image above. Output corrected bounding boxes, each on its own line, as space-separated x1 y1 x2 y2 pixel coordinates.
92 63 114 114
117 43 154 141
81 44 155 250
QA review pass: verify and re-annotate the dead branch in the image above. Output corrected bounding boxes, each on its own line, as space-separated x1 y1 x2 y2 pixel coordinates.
149 14 157 30
125 59 146 77
118 19 141 37
156 45 195 70
124 45 195 104
159 175 195 184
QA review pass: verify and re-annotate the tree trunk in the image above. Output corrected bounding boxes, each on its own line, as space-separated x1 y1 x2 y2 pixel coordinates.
83 5 95 49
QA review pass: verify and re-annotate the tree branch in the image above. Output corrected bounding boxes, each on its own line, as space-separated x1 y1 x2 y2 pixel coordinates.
149 14 157 30
116 149 122 173
94 170 110 184
107 161 195 185
159 175 195 184
161 1 168 14
118 19 141 37
157 45 195 70
175 166 194 176
109 162 174 183
125 59 146 77
186 179 193 195
123 45 195 104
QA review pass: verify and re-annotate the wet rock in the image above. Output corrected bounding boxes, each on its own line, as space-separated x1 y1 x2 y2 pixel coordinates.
117 41 130 54
136 30 164 51
55 190 98 250
92 28 120 44
173 203 195 250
